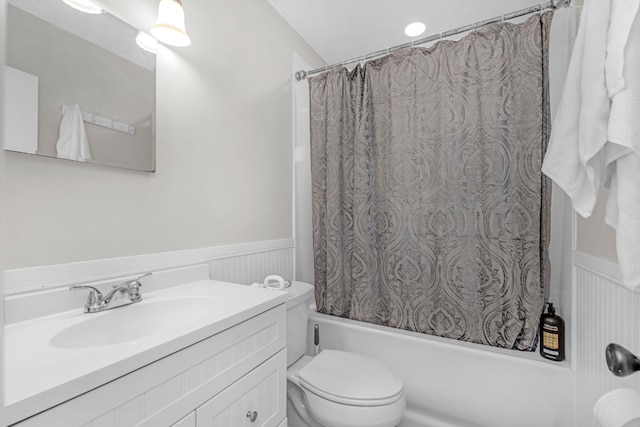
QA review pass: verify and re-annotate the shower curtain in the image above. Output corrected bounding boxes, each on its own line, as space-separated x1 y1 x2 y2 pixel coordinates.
309 12 553 350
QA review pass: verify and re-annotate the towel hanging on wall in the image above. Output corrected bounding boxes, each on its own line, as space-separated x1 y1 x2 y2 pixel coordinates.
602 0 640 292
542 0 640 292
56 103 92 162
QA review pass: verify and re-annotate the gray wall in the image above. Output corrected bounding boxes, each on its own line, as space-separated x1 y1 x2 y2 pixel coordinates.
2 0 324 269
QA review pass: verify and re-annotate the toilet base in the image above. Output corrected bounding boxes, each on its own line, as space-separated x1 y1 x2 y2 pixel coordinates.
287 380 324 427
287 379 405 427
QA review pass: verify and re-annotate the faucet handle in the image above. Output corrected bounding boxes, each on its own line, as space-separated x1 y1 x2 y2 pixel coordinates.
129 272 151 299
70 285 105 312
114 272 151 301
136 272 152 280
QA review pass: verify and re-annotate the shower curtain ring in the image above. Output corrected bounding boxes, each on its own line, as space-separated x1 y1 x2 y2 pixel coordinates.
439 31 444 41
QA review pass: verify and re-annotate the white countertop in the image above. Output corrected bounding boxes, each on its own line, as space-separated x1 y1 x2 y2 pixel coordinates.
4 280 287 425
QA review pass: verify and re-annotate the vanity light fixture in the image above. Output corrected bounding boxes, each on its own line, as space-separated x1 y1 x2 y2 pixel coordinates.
136 31 158 54
404 22 426 37
62 0 104 14
151 0 192 47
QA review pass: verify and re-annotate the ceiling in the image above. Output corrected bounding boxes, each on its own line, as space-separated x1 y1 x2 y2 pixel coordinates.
266 0 548 66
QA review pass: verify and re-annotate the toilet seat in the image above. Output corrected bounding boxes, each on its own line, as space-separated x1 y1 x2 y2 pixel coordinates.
297 350 404 406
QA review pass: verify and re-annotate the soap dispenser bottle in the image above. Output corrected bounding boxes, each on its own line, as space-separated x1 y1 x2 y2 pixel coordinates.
540 302 565 361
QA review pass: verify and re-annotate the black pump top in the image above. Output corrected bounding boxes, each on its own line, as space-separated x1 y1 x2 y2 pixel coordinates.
547 302 555 316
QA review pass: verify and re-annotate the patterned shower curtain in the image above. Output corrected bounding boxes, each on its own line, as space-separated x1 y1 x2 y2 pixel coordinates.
309 12 553 350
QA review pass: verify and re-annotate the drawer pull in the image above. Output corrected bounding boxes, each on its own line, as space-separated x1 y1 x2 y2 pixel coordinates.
246 411 258 422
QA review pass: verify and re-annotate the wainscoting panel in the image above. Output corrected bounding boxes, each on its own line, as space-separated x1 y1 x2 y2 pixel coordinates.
208 248 294 285
574 252 640 427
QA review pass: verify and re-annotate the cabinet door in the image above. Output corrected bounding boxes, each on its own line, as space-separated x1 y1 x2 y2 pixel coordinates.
196 350 286 427
172 412 196 427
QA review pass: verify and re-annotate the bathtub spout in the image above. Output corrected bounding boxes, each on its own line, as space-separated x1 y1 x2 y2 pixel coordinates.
606 343 640 377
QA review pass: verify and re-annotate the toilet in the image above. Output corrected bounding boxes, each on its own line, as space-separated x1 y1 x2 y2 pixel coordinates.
285 281 406 427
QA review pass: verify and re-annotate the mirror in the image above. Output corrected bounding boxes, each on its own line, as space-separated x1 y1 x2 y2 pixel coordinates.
5 0 156 172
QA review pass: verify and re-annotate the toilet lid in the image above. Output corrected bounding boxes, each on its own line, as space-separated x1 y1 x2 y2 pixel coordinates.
298 350 404 406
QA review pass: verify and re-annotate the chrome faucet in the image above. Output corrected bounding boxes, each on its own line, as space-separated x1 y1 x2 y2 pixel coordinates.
70 272 151 313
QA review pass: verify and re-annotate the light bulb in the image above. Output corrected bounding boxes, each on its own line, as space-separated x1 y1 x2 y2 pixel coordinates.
62 0 104 14
136 31 158 54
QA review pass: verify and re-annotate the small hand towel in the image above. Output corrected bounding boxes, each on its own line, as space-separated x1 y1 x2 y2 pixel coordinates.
56 104 92 162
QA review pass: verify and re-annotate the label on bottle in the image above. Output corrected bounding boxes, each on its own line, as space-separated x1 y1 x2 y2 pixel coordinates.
543 324 559 351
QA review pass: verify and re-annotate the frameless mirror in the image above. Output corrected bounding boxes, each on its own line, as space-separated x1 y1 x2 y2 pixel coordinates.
5 0 156 172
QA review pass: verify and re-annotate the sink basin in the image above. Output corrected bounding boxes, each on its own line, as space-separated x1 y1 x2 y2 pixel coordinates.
50 297 214 348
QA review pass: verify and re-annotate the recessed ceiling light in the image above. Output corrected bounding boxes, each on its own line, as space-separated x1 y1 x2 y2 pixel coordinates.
405 22 426 37
62 0 104 14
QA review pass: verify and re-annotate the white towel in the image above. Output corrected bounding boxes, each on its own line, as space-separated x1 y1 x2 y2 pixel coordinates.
541 0 611 218
56 104 92 162
543 0 640 291
603 0 640 292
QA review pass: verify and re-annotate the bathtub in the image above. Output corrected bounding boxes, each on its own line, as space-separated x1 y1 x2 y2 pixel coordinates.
306 309 574 427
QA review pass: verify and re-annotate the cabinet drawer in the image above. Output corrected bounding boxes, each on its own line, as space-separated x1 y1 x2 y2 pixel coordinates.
196 350 286 427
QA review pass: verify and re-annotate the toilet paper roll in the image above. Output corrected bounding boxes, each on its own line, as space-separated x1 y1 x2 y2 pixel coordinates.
262 275 291 293
594 388 640 427
250 279 291 294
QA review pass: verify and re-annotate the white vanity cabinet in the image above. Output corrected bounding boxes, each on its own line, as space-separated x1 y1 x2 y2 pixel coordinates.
12 304 286 427
195 349 285 426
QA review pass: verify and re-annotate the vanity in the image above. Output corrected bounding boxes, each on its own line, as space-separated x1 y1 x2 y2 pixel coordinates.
4 267 288 427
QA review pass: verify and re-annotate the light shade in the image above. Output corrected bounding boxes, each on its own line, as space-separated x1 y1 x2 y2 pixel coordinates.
62 0 104 14
151 0 191 47
136 31 158 54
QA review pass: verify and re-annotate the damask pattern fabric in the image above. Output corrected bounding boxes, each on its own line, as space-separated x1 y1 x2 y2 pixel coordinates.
309 12 553 350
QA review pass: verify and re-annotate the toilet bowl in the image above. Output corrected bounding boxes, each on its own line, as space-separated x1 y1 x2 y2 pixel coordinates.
285 281 406 427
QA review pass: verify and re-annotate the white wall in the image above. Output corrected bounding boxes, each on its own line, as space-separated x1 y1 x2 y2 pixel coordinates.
1 0 6 421
2 0 324 269
292 54 314 284
574 254 640 427
546 8 576 362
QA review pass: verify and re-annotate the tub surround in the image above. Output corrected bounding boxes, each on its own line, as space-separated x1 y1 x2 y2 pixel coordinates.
4 264 288 425
574 252 640 427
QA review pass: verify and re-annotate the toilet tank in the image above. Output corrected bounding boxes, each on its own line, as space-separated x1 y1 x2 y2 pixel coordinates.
286 281 315 366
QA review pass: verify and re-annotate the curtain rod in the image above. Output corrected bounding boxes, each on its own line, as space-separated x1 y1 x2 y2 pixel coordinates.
294 0 571 81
